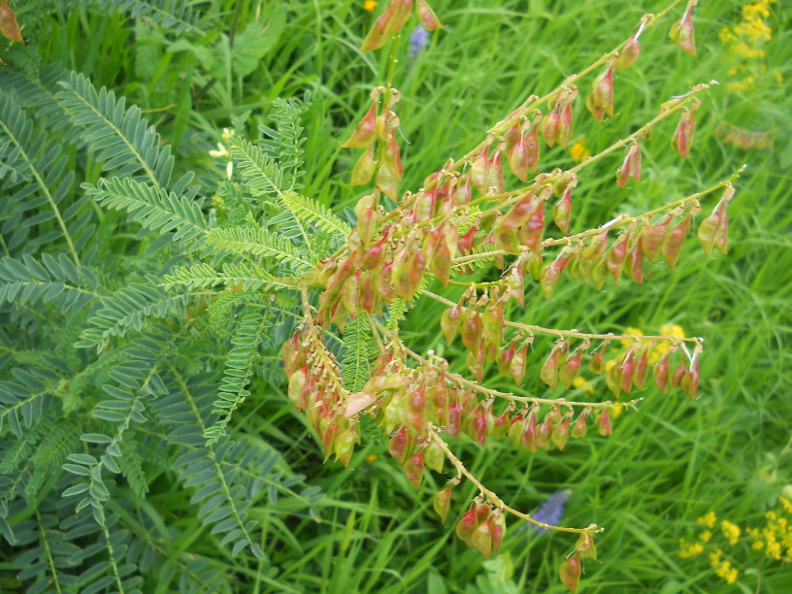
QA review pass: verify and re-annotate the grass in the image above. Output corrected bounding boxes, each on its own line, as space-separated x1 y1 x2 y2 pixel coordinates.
4 0 791 592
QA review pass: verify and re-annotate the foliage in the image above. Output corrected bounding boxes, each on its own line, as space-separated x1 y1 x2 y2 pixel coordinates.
0 0 790 592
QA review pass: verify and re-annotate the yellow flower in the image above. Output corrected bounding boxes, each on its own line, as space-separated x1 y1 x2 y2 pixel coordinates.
604 359 617 372
722 520 741 545
780 497 792 514
621 327 644 348
709 548 723 567
569 139 590 163
715 560 738 584
572 376 594 394
366 453 377 462
698 511 717 529
699 530 712 543
612 404 624 419
679 539 704 558
363 0 378 11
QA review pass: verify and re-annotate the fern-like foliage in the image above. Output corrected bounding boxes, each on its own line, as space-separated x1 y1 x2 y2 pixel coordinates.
279 191 352 239
258 96 310 193
57 73 174 189
205 226 315 271
90 0 204 35
203 312 270 443
161 262 293 292
341 315 375 393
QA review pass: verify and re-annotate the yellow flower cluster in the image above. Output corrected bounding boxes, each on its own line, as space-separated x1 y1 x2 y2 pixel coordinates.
722 520 741 545
745 501 792 560
710 549 739 584
679 539 704 558
718 0 778 94
569 139 590 163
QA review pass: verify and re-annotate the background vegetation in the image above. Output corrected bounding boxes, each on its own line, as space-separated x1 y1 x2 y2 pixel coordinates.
0 0 790 592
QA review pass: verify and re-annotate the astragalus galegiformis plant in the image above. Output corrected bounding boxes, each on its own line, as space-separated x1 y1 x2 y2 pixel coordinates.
0 0 740 592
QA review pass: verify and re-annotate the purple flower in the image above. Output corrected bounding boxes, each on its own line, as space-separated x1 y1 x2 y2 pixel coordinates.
521 489 572 534
409 25 429 57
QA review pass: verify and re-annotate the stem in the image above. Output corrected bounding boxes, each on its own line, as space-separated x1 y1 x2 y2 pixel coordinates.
428 427 601 534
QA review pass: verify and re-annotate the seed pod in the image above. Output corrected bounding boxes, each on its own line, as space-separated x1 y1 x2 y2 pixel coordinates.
559 552 582 594
494 225 520 255
489 148 505 195
591 256 609 291
536 417 553 450
384 134 403 181
441 304 461 345
698 194 730 258
455 173 472 206
424 441 445 473
344 391 377 418
412 190 434 223
616 141 642 188
551 416 570 451
281 331 303 378
491 513 506 557
482 301 504 346
351 145 376 186
518 198 545 254
615 36 640 70
288 365 309 409
598 410 612 436
680 357 700 398
559 350 582 390
588 62 615 120
403 451 424 490
321 421 338 459
376 164 398 201
508 413 525 448
633 350 649 390
669 1 697 56
474 501 491 524
620 351 635 393
540 346 560 390
505 262 525 306
585 92 604 122
446 401 462 439
671 105 697 158
431 374 450 426
342 102 378 148
540 252 570 300
471 519 492 559
334 428 356 467
498 341 516 378
405 386 428 436
571 413 587 438
506 125 529 183
653 352 671 394
642 215 672 263
460 309 484 353
510 344 528 386
588 349 606 375
388 428 411 464
341 270 361 318
557 103 574 150
522 413 539 452
0 0 22 43
361 0 415 51
492 408 511 440
626 239 645 284
466 347 485 383
606 360 622 399
541 110 560 148
576 533 598 560
456 507 478 546
661 216 690 271
671 359 686 389
434 484 454 524
552 185 573 234
417 0 443 30
376 261 396 302
605 232 630 284
469 407 488 446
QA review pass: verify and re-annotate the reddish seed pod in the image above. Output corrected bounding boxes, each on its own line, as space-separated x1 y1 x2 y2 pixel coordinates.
405 386 428 436
460 310 484 353
334 428 356 467
626 239 645 284
653 353 671 394
361 0 414 51
606 232 630 284
351 145 376 186
281 330 303 378
341 102 378 148
403 451 424 490
588 349 606 375
536 417 553 450
518 198 545 254
441 304 461 345
540 346 561 389
456 507 478 546
505 263 525 306
498 341 516 379
662 216 690 271
376 261 396 302
388 428 411 464
669 1 697 56
541 110 560 148
471 519 492 559
557 103 574 150
552 185 573 235
446 401 463 439
615 36 640 70
588 62 615 121
577 532 598 560
424 441 445 473
606 360 623 399
699 194 730 258
491 513 506 557
642 215 672 263
633 350 649 390
591 256 609 291
434 484 454 524
341 269 361 318
598 410 612 436
376 165 398 201
559 350 582 389
492 408 511 440
507 125 529 183
508 413 525 448
571 413 587 439
474 502 491 525
680 357 700 398
620 351 635 393
522 413 539 453
417 0 443 30
616 141 642 188
671 105 697 158
540 252 570 300
287 365 309 409
559 553 582 594
671 359 686 389
510 344 528 386
551 416 570 451
384 134 403 181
